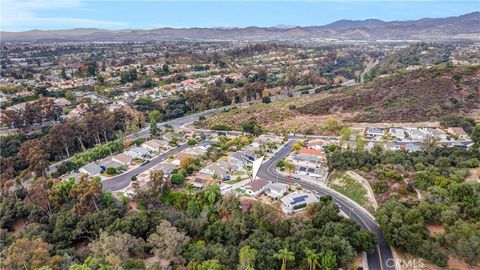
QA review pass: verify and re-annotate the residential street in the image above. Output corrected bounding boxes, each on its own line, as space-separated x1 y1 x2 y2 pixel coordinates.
258 140 396 270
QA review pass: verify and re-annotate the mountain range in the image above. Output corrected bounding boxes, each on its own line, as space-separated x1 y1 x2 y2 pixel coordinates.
1 12 479 42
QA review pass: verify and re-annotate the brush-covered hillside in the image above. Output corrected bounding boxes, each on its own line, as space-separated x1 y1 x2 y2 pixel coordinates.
297 64 480 122
197 65 479 135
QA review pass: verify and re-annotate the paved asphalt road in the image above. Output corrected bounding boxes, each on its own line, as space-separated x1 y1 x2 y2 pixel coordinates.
102 143 189 191
258 140 395 270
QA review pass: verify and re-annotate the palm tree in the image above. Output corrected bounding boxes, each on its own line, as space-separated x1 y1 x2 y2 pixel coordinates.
274 248 295 270
304 248 320 270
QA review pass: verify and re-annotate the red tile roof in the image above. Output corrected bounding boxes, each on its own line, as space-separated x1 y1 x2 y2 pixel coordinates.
298 148 325 157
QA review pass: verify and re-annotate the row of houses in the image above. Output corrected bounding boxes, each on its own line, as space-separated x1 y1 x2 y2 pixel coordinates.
236 178 319 214
78 138 175 177
365 126 470 141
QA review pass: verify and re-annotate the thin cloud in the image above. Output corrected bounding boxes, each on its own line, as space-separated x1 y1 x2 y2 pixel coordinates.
1 0 127 31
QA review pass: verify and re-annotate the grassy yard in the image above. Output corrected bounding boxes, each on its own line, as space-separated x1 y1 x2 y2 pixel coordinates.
329 172 368 207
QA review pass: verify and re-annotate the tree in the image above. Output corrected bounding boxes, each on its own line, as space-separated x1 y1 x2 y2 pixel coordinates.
304 248 320 270
18 139 50 177
421 135 439 155
149 169 169 194
471 125 480 145
284 161 295 176
319 250 336 270
27 178 54 217
355 134 367 151
440 221 480 266
292 141 303 152
238 245 257 270
199 260 224 270
339 127 351 146
148 110 163 122
262 96 271 104
273 248 295 270
3 237 52 270
170 172 186 185
147 220 190 263
150 119 159 137
89 231 145 268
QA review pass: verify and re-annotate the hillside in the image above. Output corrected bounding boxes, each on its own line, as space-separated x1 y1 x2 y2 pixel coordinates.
297 65 480 122
198 65 480 134
2 12 479 42
365 43 454 79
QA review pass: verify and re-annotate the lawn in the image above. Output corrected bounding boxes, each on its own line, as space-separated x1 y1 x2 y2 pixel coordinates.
329 172 368 207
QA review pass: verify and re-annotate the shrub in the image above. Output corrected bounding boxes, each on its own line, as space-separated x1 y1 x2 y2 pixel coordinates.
211 124 232 131
105 167 118 175
171 173 186 185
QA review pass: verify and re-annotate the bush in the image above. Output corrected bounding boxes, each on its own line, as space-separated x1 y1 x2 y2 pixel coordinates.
187 139 197 146
171 172 186 185
105 167 118 175
261 96 271 104
211 124 232 131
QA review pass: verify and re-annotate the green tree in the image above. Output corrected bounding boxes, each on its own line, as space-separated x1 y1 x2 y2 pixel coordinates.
238 245 257 270
147 220 190 264
304 248 320 270
320 250 336 270
471 125 480 144
339 127 351 146
199 260 224 270
421 135 439 155
150 119 159 137
273 248 295 270
148 110 163 122
440 221 480 266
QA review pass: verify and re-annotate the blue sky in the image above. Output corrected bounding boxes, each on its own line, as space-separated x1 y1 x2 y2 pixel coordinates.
1 1 479 32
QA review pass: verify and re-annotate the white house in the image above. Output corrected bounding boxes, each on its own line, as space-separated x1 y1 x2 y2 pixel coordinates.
265 183 288 199
390 128 406 140
142 139 168 153
281 192 319 213
79 162 102 176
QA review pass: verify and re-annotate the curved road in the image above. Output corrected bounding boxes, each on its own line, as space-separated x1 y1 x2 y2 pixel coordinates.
258 140 395 270
102 143 189 191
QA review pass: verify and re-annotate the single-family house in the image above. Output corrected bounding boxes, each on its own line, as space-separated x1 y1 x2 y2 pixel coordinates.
390 128 406 140
405 128 428 141
447 127 468 139
142 139 168 153
422 128 449 141
298 148 326 160
306 139 329 150
243 178 271 196
112 153 133 166
365 128 385 139
281 192 319 213
79 162 103 176
294 165 327 179
125 146 150 159
200 163 229 180
188 175 215 189
265 183 288 199
154 162 178 175
99 160 124 170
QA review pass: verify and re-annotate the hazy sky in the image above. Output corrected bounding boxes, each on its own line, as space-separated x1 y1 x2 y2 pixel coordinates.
1 0 479 31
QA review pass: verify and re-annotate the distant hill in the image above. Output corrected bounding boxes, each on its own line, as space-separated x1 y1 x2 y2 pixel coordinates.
2 12 479 42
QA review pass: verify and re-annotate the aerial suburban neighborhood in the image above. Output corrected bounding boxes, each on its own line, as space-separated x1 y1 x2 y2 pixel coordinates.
1 2 480 270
